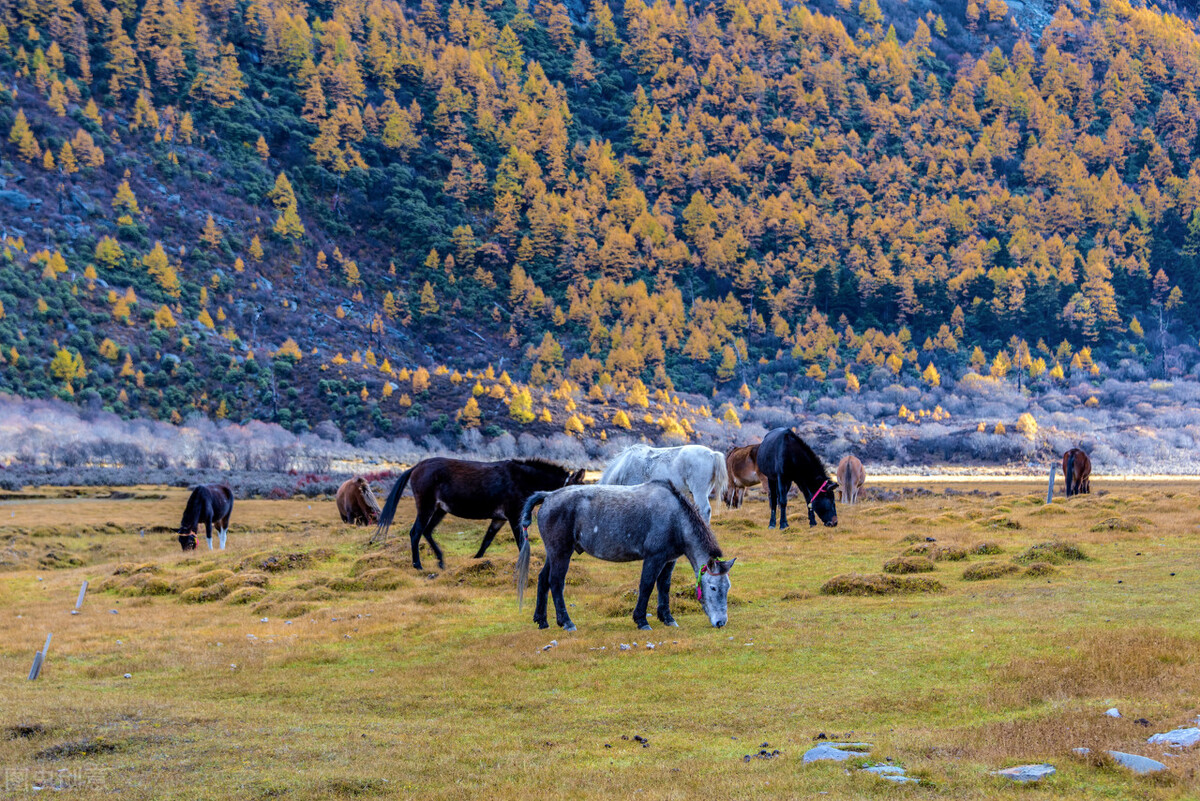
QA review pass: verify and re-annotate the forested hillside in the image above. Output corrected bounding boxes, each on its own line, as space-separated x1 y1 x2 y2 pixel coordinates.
0 0 1198 445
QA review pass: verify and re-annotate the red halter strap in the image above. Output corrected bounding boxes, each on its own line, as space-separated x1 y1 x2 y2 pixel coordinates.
807 479 831 509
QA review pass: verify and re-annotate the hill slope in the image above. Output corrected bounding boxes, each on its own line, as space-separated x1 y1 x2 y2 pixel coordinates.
0 0 1198 445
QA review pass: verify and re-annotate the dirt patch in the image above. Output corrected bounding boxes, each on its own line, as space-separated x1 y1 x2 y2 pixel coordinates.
35 737 124 760
1015 541 1087 564
961 561 1020 581
820 573 945 596
883 556 936 574
7 723 47 739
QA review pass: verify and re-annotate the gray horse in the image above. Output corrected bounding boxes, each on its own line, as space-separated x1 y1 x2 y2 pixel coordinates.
518 480 736 631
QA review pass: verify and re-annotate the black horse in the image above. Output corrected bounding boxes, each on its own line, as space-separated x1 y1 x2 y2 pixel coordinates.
756 427 838 529
177 484 234 551
374 457 585 570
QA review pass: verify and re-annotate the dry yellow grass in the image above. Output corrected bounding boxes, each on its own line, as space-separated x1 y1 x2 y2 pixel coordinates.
0 482 1198 798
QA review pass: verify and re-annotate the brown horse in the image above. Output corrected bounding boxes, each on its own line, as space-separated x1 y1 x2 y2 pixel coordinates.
337 477 381 525
374 458 586 570
836 455 866 504
722 444 760 509
1063 448 1091 496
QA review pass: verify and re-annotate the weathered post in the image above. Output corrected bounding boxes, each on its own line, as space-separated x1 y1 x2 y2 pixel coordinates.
74 580 88 612
27 633 52 680
1046 463 1056 505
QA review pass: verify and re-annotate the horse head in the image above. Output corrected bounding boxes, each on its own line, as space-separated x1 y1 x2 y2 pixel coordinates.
696 557 736 628
810 480 839 527
565 468 586 486
356 477 381 523
177 530 197 551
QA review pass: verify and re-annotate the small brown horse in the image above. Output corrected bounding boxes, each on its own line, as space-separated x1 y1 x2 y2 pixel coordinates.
836 455 866 504
374 458 585 569
1063 448 1091 496
177 484 234 551
337 477 381 525
722 444 761 509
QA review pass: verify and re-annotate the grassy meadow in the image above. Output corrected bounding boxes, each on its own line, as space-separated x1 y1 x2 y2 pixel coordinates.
0 482 1199 799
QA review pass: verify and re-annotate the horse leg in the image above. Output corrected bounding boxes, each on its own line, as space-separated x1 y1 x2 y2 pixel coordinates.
422 509 448 570
218 515 229 550
767 476 778 528
205 518 214 550
534 557 552 629
655 559 678 627
473 518 506 559
689 477 713 522
633 555 667 630
778 476 790 529
408 501 434 570
549 554 575 631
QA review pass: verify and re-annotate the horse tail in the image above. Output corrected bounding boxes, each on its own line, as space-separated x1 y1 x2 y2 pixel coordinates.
1065 451 1076 497
710 449 728 515
372 467 414 544
516 491 551 610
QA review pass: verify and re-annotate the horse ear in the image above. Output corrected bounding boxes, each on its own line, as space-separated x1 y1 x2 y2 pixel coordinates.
718 557 736 574
569 469 586 485
705 557 719 575
829 481 840 490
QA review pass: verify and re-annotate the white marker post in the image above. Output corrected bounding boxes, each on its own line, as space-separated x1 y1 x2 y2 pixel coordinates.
74 580 88 612
1046 463 1056 505
27 633 52 680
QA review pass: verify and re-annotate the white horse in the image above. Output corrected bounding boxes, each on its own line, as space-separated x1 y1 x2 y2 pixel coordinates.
599 444 729 521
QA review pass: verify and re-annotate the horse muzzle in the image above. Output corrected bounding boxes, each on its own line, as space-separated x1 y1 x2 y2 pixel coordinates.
826 518 838 527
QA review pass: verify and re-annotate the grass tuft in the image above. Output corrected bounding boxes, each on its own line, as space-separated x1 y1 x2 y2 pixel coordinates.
1015 541 1087 564
961 561 1020 581
820 573 945 596
883 555 936 574
1023 561 1057 577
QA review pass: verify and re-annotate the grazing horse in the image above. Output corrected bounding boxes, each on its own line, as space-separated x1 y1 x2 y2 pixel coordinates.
757 427 838 529
374 458 585 570
836 455 866 505
177 484 234 551
722 444 761 509
518 481 736 631
1063 448 1092 497
599 443 728 521
336 477 381 525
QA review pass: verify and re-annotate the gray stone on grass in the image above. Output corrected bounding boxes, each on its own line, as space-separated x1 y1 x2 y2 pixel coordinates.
1107 751 1165 774
993 764 1055 782
1105 708 1121 718
1147 728 1200 748
803 744 868 763
861 764 918 784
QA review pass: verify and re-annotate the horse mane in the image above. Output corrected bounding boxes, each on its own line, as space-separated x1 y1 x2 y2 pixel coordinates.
510 458 571 476
790 430 832 479
654 480 722 557
179 486 204 530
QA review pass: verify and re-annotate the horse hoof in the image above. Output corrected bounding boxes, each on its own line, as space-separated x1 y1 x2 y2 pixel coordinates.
537 621 549 629
412 563 422 570
666 620 679 627
637 623 652 631
563 622 577 632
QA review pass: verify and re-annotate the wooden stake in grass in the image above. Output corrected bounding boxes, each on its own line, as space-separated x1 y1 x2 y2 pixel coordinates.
1046 463 1056 505
27 633 52 681
74 580 88 612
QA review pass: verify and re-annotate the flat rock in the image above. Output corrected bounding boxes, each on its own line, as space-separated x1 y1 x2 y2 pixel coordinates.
860 764 917 784
803 744 868 763
993 764 1055 782
1107 751 1166 774
1147 727 1200 748
1105 708 1121 718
